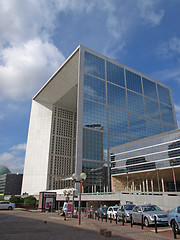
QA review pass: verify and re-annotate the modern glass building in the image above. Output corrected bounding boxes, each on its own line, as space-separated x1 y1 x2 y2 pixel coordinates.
111 129 180 192
21 45 177 195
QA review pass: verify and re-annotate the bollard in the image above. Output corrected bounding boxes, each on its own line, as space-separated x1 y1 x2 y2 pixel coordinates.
106 213 107 222
172 221 177 239
154 215 158 233
104 230 112 238
116 213 117 224
101 213 103 222
110 213 112 223
141 214 144 229
122 213 125 226
100 228 107 235
98 214 100 221
130 214 133 228
95 213 96 220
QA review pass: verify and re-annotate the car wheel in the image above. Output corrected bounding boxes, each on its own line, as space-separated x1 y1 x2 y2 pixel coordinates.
172 220 180 234
8 206 13 210
144 217 149 227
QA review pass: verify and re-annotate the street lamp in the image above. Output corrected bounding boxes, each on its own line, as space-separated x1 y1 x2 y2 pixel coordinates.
72 172 87 225
169 159 177 192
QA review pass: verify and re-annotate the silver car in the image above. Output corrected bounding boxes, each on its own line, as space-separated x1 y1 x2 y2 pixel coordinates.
117 204 135 222
0 201 15 210
168 206 180 233
131 204 168 227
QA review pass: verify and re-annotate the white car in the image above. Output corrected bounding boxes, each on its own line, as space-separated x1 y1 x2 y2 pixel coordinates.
107 206 119 219
0 201 15 210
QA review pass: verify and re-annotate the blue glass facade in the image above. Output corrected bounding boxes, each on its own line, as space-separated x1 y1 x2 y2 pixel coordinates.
82 49 177 193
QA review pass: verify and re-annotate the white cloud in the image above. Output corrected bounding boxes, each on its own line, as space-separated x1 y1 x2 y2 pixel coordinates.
0 38 65 100
0 152 24 173
0 112 5 120
0 142 26 173
137 0 164 26
10 143 26 151
157 37 180 59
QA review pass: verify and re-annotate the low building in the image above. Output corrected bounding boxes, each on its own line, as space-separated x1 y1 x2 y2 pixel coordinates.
111 129 180 192
0 172 23 196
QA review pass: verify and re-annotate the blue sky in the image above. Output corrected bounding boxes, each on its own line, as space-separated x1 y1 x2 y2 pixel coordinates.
0 0 180 173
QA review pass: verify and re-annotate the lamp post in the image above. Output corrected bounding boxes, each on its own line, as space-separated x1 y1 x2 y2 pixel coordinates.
72 172 87 225
169 159 177 192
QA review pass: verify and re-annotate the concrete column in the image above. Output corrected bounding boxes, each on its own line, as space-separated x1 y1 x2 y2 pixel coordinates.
139 183 142 192
142 180 145 192
161 177 165 192
92 185 93 193
132 180 135 191
146 179 148 192
151 179 154 192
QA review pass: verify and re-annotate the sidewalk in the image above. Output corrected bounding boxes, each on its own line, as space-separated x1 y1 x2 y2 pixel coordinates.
0 209 177 240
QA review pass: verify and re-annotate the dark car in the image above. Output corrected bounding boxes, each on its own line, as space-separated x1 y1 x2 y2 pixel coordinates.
117 204 136 222
96 206 108 218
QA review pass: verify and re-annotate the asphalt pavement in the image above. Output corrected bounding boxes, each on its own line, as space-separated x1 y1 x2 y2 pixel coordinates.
0 209 178 240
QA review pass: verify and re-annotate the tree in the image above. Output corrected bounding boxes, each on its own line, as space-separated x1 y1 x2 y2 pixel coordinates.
9 195 24 203
23 196 37 207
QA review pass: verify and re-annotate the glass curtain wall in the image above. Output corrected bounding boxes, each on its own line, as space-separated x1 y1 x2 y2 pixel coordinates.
82 50 177 193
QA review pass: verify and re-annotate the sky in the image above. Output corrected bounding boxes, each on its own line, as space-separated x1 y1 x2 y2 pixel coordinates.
0 0 180 173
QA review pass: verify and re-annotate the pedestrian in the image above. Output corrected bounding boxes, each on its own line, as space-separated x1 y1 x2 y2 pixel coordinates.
63 200 68 220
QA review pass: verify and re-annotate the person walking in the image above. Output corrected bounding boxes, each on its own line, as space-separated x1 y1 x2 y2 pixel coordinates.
63 200 68 220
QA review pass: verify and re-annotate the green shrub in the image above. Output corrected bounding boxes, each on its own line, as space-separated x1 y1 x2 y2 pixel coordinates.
24 196 37 207
9 195 24 203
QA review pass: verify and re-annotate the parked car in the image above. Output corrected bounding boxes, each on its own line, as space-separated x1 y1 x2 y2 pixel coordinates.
117 204 136 222
95 206 108 218
107 206 119 219
0 201 15 210
168 206 180 233
131 204 168 227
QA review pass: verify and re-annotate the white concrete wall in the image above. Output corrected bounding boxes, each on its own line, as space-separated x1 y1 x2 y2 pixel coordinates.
21 100 53 195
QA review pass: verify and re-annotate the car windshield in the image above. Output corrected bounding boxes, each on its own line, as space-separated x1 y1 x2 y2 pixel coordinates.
113 208 118 211
142 205 161 212
124 205 135 210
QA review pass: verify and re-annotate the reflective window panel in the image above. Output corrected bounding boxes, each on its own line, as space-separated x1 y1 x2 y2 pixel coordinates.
83 129 107 162
108 107 129 136
145 97 160 121
109 134 129 149
127 90 145 116
163 124 176 132
107 83 127 110
84 51 105 79
126 70 142 94
129 113 147 139
82 161 108 193
142 77 157 100
83 100 107 131
160 103 175 125
107 61 125 87
147 119 162 137
84 74 106 104
157 84 172 106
